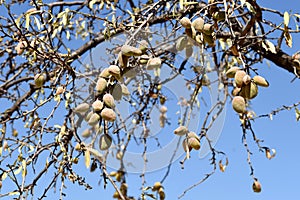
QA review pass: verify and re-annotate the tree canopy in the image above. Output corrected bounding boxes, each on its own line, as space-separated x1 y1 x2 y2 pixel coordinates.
0 0 299 199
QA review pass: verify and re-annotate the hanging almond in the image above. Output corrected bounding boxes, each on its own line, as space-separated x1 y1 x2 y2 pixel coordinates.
99 68 111 78
147 57 162 70
103 93 115 108
174 126 188 136
108 65 121 79
202 23 214 35
240 82 258 99
234 70 247 88
253 75 269 87
188 137 200 150
191 17 205 32
182 138 192 152
111 83 122 101
88 113 100 126
81 128 91 138
100 108 116 122
99 134 112 150
225 67 240 78
118 52 128 68
180 17 192 29
176 37 187 51
95 77 107 94
185 45 193 58
92 100 104 112
121 45 142 57
74 102 90 114
232 96 246 114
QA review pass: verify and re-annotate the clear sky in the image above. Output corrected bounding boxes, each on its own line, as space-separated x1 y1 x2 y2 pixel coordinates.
1 1 300 200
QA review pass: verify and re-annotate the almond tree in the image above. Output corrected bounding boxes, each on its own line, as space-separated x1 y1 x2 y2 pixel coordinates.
0 0 299 199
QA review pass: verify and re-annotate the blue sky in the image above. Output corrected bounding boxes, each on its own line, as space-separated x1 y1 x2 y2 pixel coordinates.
1 0 300 200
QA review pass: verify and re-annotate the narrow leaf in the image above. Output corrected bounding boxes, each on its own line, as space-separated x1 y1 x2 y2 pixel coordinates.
85 150 91 169
284 11 289 27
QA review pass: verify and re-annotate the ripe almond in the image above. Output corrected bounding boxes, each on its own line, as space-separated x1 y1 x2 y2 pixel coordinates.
88 113 100 126
92 100 104 112
108 65 121 78
99 134 112 150
240 82 258 99
95 77 107 94
174 126 188 136
253 75 269 87
180 17 192 29
74 103 90 114
121 45 142 57
192 17 205 32
147 57 162 70
100 108 116 122
188 137 201 150
234 70 247 88
103 93 115 108
225 66 240 78
232 96 246 114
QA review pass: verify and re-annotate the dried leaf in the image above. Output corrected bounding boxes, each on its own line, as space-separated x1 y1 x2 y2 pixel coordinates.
295 107 300 121
265 148 276 160
85 150 91 169
218 158 229 172
22 160 27 178
284 31 292 48
262 40 276 54
284 11 289 28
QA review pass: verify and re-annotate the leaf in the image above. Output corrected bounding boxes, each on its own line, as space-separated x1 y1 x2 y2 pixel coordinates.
265 148 276 160
14 165 22 175
25 13 30 30
294 13 300 19
57 11 65 19
284 31 292 48
33 16 41 30
1 172 7 180
144 193 156 199
9 191 19 196
245 2 255 13
22 160 27 178
89 0 97 9
284 11 289 27
295 107 300 121
262 40 276 54
66 30 70 40
179 0 184 10
240 0 246 6
15 15 22 29
85 150 91 169
218 158 229 172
